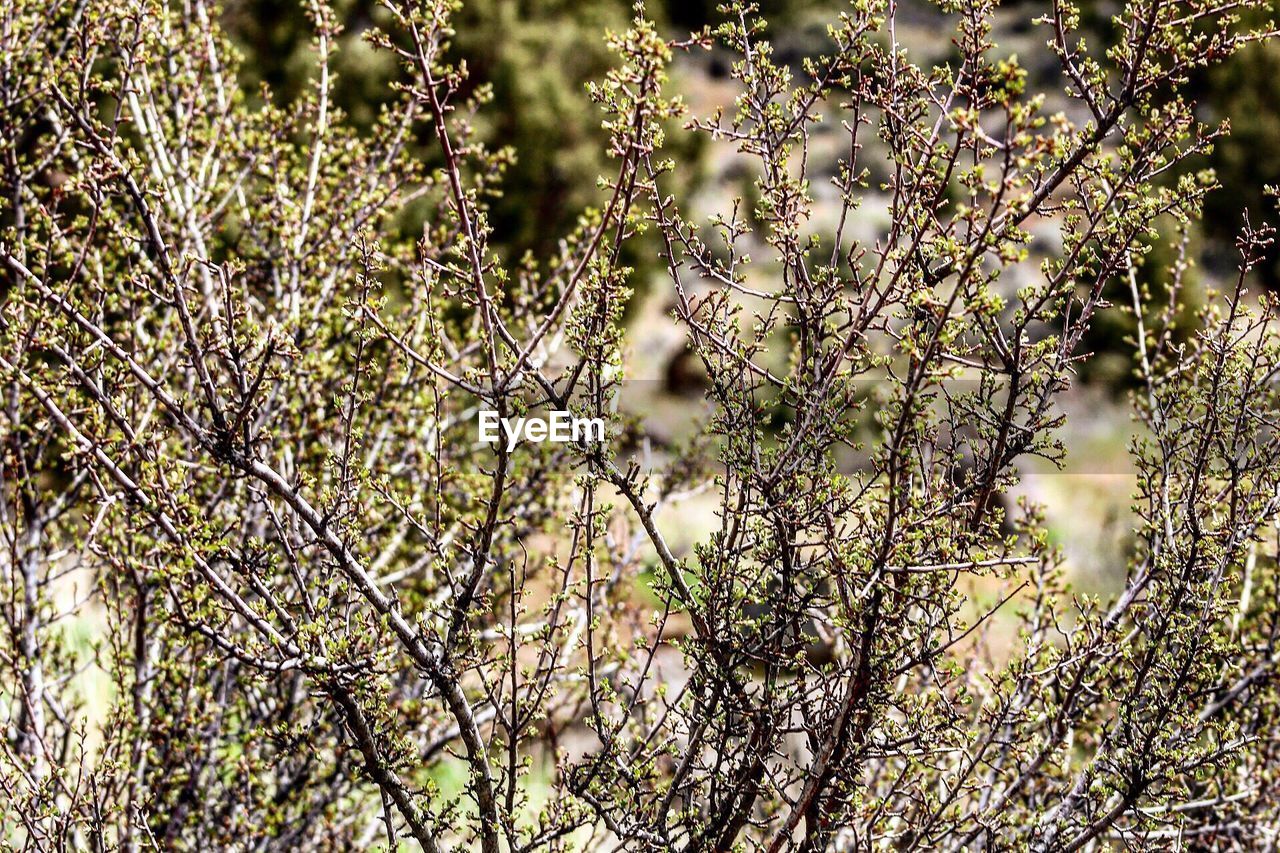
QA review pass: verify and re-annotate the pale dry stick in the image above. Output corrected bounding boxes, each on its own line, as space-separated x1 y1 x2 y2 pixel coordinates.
48 85 229 436
290 1 333 323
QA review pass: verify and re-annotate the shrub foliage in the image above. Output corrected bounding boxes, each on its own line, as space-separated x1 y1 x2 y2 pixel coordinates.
3 0 1280 849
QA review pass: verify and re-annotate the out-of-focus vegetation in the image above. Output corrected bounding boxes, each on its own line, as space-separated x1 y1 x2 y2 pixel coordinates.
1195 41 1280 282
224 0 711 272
222 0 1278 348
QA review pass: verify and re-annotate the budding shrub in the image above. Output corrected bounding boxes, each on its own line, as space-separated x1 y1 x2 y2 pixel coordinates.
2 0 1280 849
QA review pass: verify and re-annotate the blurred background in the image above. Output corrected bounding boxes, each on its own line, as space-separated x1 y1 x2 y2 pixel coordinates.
218 0 1280 599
